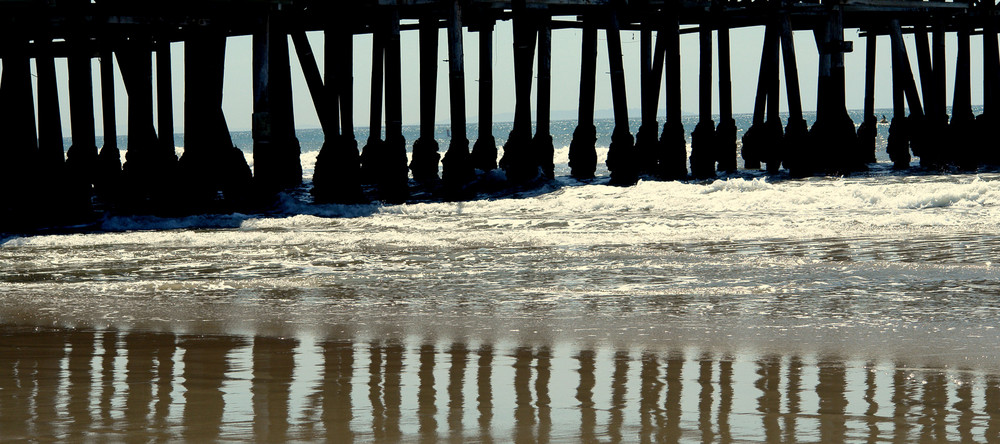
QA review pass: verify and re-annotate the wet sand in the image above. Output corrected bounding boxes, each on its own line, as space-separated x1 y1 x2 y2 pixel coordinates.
1 325 998 442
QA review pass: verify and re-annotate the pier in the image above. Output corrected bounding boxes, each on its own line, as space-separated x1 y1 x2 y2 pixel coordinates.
0 0 996 228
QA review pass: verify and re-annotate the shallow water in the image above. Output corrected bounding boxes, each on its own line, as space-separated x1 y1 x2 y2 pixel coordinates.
1 327 998 442
3 113 999 441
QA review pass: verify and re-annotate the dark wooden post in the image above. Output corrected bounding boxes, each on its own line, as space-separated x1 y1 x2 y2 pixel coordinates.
156 40 175 158
932 22 947 121
606 6 637 185
0 38 39 219
742 24 778 171
65 45 99 185
360 21 385 185
181 32 252 202
690 23 716 179
981 1 1000 165
887 20 922 168
471 20 498 172
810 5 860 174
312 17 364 203
636 26 658 175
569 17 598 179
291 31 335 136
442 0 474 189
780 14 810 175
763 21 782 174
855 29 878 165
253 12 303 194
715 18 737 173
95 48 122 196
36 36 64 171
660 8 687 180
914 22 944 167
952 15 976 169
380 7 410 202
411 17 441 182
532 14 554 180
498 2 538 183
118 36 173 203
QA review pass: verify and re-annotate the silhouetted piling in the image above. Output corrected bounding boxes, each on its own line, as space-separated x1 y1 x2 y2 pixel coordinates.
856 30 878 165
690 23 716 179
0 38 40 227
952 17 976 170
66 45 99 191
780 14 809 176
635 28 660 176
253 13 302 194
180 31 252 204
95 48 122 198
381 8 410 203
442 0 474 191
742 23 778 171
659 9 687 180
715 20 737 173
471 20 498 172
763 21 782 174
810 5 861 174
118 36 176 206
411 16 441 183
887 20 916 169
569 18 598 180
605 7 637 186
532 15 555 180
360 25 385 185
312 19 364 203
499 4 538 183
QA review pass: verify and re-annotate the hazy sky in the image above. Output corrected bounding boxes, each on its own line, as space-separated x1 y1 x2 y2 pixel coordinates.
37 19 988 139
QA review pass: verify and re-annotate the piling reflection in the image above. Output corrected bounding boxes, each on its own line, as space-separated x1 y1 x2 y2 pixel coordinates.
1 326 999 442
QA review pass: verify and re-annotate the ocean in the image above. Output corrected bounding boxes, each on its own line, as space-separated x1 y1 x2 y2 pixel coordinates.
1 110 999 442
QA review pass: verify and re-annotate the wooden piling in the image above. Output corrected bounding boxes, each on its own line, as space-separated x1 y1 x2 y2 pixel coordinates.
312 18 364 203
763 21 782 174
532 15 555 180
810 6 861 173
65 46 99 185
180 31 252 202
887 20 916 168
498 3 538 183
605 7 637 185
95 48 122 197
981 3 1000 164
252 12 303 194
0 38 39 224
118 36 173 203
442 0 475 189
380 7 410 202
856 29 878 165
715 20 737 173
36 36 64 171
411 17 441 182
690 23 716 179
780 14 810 175
659 8 687 180
360 22 385 185
471 20 498 172
569 17 598 179
291 31 335 136
156 40 175 157
952 16 976 169
741 23 778 171
635 27 658 175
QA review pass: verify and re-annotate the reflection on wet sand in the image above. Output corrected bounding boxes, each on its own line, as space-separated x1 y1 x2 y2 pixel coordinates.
2 326 1000 442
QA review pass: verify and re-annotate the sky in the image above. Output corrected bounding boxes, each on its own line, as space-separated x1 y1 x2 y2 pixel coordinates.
31 19 989 138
